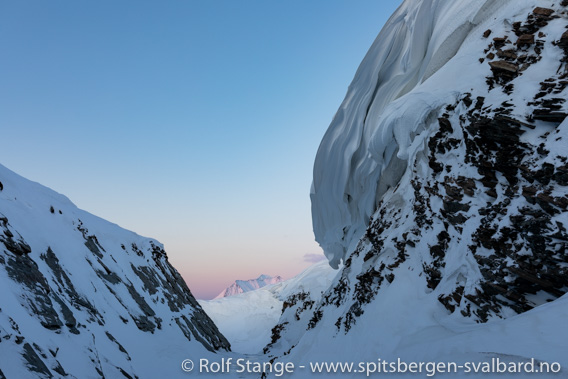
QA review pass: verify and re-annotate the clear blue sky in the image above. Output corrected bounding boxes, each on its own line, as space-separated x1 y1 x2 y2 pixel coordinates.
0 0 401 299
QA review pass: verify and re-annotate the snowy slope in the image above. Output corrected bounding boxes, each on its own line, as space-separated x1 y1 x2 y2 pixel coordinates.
0 164 230 378
200 261 338 354
272 292 568 378
214 274 284 299
267 0 568 377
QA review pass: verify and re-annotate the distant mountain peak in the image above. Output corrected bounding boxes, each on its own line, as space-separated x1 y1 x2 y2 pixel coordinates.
215 274 283 299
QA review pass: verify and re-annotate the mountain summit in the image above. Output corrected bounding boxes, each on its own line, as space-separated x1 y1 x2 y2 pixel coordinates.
215 274 283 299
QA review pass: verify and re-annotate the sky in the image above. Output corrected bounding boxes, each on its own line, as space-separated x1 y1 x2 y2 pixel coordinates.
0 0 402 299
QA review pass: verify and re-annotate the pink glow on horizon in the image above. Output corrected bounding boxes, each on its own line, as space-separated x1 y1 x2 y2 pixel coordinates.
161 224 326 300
175 253 324 300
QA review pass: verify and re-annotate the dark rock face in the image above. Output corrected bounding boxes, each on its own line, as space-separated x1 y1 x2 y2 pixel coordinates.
451 99 567 321
483 7 563 92
488 60 519 82
5 252 64 331
263 291 318 355
22 343 54 378
560 30 568 49
0 215 31 257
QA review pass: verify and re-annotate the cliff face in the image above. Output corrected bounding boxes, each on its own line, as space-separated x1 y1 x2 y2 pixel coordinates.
0 164 230 379
267 0 568 372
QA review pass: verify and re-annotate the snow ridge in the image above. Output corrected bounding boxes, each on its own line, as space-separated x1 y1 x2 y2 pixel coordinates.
0 164 230 378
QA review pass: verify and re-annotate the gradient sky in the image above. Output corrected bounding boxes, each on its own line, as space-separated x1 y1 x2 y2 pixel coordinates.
0 0 401 299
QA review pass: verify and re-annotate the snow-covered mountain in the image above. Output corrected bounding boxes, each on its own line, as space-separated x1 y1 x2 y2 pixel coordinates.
214 274 284 299
0 164 230 378
266 0 568 376
200 261 338 353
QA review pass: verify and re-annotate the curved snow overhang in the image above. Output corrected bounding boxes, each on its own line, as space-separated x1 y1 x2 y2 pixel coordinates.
311 0 510 267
